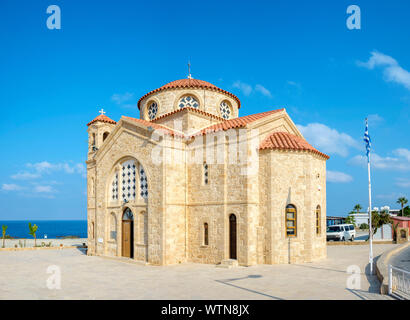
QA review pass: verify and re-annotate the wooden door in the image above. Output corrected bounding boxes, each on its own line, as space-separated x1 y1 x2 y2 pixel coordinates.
122 221 133 258
229 214 237 259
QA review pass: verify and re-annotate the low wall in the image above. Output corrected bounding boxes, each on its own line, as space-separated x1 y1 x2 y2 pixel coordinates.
376 242 410 295
327 240 394 246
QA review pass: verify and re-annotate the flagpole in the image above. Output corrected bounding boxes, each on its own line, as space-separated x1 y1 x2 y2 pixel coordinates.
366 118 374 274
368 150 373 274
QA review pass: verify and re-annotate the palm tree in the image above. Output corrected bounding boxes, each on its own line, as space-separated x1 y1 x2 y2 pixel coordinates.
353 204 362 213
2 225 7 248
28 223 38 247
397 197 408 216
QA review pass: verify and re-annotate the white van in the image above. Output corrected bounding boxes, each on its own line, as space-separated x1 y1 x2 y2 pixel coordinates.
326 224 356 241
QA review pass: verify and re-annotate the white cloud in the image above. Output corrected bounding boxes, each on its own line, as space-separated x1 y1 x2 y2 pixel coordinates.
350 149 410 171
111 92 134 104
34 185 55 193
297 123 360 157
232 81 273 98
24 161 86 177
358 51 410 90
396 178 410 188
327 171 353 183
1 184 23 191
255 84 272 97
111 92 138 109
232 81 253 96
367 114 384 126
395 148 410 162
286 81 302 90
11 172 40 180
376 192 406 200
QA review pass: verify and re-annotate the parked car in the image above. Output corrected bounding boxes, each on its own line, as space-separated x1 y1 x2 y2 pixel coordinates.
326 224 356 241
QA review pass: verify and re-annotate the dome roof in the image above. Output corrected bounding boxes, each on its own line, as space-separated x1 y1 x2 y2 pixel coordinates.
137 78 241 109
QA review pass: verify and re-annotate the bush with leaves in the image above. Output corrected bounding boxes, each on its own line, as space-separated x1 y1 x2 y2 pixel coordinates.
359 223 369 230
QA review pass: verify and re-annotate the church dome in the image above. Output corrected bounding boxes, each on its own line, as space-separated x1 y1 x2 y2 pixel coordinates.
137 78 241 110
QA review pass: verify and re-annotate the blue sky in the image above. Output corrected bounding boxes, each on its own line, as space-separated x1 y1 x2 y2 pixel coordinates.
0 0 409 220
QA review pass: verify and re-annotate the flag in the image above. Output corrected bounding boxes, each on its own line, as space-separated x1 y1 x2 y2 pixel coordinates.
364 119 371 159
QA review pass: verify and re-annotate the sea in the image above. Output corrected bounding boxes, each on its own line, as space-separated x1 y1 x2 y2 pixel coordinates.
0 220 87 239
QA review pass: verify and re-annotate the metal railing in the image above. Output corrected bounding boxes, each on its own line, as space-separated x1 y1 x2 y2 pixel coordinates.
388 265 410 300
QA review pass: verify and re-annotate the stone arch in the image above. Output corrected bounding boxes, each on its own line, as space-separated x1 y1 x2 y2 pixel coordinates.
173 91 204 111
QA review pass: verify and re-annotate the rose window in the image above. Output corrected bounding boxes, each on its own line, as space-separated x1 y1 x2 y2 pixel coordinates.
148 102 158 120
220 101 231 119
179 96 199 108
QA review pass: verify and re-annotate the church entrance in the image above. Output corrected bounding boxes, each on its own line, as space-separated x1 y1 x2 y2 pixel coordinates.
229 214 237 259
122 208 134 258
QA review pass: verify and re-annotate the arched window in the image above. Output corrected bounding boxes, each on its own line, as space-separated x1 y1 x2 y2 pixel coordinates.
204 223 209 246
179 95 199 108
122 208 133 220
110 213 117 240
147 102 158 120
286 204 297 237
103 132 109 142
220 101 232 119
203 162 209 185
316 205 321 235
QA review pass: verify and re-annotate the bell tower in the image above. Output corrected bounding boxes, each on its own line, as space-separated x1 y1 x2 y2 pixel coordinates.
86 109 116 160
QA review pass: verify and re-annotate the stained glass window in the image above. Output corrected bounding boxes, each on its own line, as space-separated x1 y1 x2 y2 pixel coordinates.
139 165 148 199
179 95 199 108
121 160 136 202
220 101 231 119
148 102 158 120
111 172 118 201
122 208 133 220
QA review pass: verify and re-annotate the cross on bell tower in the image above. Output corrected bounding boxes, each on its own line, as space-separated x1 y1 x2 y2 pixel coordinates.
99 108 106 115
187 61 192 79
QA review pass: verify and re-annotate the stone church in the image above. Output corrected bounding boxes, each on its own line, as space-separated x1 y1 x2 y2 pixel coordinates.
86 77 329 266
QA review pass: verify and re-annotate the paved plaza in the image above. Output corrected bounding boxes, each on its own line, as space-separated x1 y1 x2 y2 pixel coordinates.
0 244 397 300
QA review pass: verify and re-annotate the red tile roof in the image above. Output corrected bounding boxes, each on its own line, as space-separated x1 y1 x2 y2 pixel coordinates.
137 78 241 109
87 114 117 126
122 116 184 137
259 131 329 159
152 107 225 122
194 109 284 136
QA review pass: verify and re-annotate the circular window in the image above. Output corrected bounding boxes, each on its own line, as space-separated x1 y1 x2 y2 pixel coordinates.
220 101 231 119
179 96 199 108
147 102 158 120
